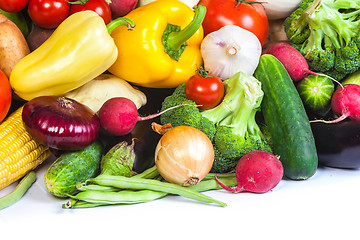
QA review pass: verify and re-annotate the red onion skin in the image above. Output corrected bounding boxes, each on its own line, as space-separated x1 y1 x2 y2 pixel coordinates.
22 96 100 150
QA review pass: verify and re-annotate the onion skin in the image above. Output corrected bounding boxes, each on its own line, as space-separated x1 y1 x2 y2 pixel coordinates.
155 126 214 186
22 96 100 150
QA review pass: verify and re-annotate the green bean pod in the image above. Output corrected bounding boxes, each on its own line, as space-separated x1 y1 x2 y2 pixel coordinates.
68 189 167 205
131 165 160 179
89 174 227 207
76 183 119 192
64 172 237 209
0 171 36 210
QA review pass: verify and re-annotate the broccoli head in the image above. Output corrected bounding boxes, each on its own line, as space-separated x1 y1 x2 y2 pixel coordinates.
284 0 360 80
160 83 216 141
210 145 238 174
160 72 272 173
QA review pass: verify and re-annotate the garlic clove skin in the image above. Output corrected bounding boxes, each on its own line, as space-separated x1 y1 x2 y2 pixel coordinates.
201 25 262 80
262 0 302 20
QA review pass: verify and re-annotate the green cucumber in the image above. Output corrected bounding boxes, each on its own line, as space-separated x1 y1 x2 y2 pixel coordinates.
254 54 318 180
341 69 360 86
44 141 104 197
297 75 334 115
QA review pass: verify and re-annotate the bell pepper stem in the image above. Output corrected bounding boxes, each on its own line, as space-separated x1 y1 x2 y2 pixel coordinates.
166 4 206 51
106 18 136 35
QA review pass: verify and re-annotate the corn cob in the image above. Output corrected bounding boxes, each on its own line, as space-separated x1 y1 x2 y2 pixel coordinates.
0 106 51 190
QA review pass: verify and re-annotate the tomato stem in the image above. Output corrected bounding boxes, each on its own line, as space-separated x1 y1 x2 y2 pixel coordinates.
196 66 210 78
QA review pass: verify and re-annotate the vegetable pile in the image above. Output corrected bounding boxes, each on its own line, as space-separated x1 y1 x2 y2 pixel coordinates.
1 0 360 210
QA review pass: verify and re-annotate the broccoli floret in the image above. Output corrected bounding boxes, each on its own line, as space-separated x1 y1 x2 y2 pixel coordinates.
213 125 253 159
210 145 238 174
160 84 216 141
284 0 360 81
160 72 272 173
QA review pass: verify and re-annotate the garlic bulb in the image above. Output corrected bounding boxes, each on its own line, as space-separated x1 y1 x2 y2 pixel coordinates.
262 0 302 20
200 25 262 80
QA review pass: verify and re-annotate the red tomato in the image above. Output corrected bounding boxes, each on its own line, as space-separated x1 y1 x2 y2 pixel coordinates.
0 0 29 12
185 71 224 110
69 0 111 24
199 0 269 46
0 69 12 123
28 0 70 28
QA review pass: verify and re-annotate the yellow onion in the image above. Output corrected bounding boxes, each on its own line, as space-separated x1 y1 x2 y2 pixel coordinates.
154 126 214 186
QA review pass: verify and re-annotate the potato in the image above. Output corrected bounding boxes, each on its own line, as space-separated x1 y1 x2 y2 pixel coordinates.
0 13 30 78
26 24 55 52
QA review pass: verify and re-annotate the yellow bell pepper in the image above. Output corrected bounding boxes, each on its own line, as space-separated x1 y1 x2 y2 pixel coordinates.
9 11 134 101
108 0 206 88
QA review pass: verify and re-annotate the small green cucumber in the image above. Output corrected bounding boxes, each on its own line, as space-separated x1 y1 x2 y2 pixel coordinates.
254 54 318 180
44 141 104 197
297 74 334 115
341 69 360 86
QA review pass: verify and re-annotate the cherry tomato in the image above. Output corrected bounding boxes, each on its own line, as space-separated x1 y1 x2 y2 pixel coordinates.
185 70 224 110
28 0 70 28
199 0 269 46
0 69 12 123
0 0 29 12
70 0 111 24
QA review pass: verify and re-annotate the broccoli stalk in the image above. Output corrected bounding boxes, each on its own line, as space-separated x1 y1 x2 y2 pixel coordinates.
202 72 270 160
202 72 263 136
284 0 360 80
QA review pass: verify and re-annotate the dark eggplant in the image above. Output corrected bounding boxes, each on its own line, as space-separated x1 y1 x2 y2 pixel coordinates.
99 87 174 174
311 120 360 169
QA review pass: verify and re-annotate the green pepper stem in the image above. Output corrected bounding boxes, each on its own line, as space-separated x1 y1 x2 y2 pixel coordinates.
106 17 136 35
166 4 207 51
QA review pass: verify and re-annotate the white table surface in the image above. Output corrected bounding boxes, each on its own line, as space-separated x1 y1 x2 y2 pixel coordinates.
1 156 360 240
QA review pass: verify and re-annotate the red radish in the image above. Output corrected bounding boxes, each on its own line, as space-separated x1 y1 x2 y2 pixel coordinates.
98 97 190 136
215 150 283 193
315 84 360 124
263 41 335 82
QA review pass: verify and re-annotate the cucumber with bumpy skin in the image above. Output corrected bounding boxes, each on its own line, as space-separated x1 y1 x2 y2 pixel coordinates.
44 141 104 197
254 54 318 180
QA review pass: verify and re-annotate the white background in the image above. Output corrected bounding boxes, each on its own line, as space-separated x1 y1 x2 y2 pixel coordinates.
1 157 360 240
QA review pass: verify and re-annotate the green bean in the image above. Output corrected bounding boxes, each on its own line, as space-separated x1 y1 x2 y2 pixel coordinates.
89 174 227 207
131 165 160 179
63 199 107 209
76 183 119 192
64 189 167 209
0 171 36 210
189 175 237 192
69 189 167 204
65 174 237 209
202 172 236 181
